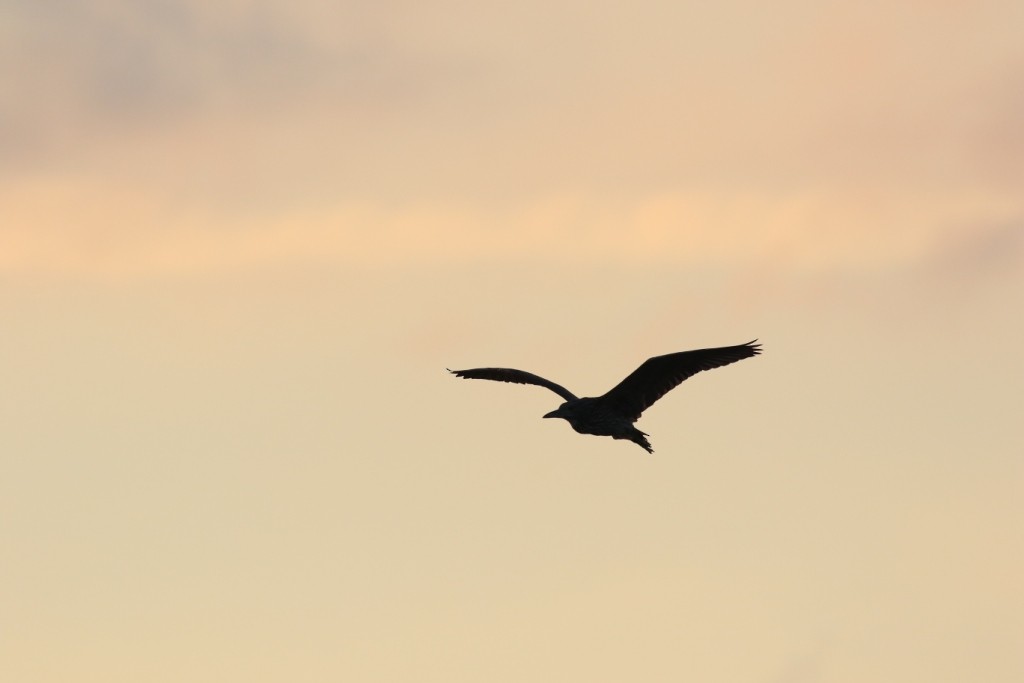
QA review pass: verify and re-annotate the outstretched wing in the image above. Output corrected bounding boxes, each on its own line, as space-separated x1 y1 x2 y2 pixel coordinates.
449 367 578 402
598 340 761 421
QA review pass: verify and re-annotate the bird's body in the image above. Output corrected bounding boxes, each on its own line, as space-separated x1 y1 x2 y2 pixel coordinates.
450 340 760 453
544 396 654 452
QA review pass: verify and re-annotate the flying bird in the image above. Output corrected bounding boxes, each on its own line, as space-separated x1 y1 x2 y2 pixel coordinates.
449 340 761 453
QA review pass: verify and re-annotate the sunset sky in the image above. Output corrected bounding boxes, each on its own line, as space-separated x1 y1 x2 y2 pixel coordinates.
2 2 1022 681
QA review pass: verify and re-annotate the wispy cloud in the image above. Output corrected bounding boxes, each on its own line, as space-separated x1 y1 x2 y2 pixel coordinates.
928 220 1024 281
3 175 1018 277
0 1 470 169
2 0 1022 282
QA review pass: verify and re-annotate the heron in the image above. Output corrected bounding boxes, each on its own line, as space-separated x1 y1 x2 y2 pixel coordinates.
449 340 760 453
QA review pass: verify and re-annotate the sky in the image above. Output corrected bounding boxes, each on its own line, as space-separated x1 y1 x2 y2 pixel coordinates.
1 1 1022 681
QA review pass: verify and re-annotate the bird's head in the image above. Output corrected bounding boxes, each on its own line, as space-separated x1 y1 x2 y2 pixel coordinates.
542 402 574 420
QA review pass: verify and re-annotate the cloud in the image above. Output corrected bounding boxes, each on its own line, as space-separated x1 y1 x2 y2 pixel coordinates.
928 220 1024 281
3 172 1020 278
5 0 1022 191
3 0 1022 285
0 1 470 170
973 66 1024 189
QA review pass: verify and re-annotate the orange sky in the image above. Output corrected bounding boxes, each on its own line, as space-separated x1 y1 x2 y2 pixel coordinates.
2 2 1022 682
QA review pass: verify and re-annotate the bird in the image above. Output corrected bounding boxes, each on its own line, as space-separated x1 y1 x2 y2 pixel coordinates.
449 340 761 453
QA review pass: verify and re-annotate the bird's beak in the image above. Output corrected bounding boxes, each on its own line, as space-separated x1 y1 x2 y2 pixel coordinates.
543 409 560 419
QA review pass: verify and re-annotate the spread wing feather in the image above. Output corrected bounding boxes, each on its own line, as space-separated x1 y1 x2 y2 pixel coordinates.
448 368 578 402
598 340 760 421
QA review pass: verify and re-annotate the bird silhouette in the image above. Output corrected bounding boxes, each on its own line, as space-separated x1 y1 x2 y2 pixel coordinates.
449 340 761 453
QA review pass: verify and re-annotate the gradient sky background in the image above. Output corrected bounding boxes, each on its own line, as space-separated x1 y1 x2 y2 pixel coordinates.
2 2 1022 682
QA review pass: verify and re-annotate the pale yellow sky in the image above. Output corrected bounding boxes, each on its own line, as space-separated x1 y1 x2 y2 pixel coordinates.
2 2 1022 682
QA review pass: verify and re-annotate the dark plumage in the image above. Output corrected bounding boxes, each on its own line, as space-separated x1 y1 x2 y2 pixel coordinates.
449 340 761 453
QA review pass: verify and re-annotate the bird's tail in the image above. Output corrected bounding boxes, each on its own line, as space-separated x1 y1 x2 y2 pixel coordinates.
631 429 653 454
